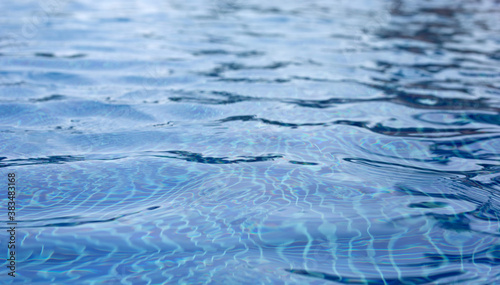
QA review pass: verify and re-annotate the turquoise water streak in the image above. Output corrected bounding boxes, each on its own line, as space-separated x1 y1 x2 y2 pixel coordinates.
1 0 500 284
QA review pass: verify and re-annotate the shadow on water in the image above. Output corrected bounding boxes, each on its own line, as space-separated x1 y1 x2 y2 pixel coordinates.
286 269 467 284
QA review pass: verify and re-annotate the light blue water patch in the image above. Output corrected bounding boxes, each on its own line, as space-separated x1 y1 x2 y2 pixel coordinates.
0 103 61 126
48 100 154 121
0 85 37 99
26 71 94 86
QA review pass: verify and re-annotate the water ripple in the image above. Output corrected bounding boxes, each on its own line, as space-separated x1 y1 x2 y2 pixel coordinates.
1 0 499 284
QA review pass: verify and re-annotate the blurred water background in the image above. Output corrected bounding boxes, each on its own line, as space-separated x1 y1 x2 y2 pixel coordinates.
1 0 500 284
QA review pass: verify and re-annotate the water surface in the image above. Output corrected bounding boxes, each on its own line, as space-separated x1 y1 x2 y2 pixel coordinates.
1 0 500 284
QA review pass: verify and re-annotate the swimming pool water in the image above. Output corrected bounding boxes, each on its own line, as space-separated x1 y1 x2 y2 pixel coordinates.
1 0 500 284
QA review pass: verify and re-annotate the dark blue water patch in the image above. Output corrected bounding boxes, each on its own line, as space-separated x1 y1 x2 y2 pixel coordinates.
218 114 491 137
285 269 466 284
30 94 67 102
464 113 500 126
408 201 448 208
34 52 87 58
0 155 84 168
199 61 297 77
430 135 500 161
152 150 282 164
192 49 265 58
288 160 318 165
169 90 258 105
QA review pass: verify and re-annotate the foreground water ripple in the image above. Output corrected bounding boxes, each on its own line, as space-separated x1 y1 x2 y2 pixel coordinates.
1 0 499 284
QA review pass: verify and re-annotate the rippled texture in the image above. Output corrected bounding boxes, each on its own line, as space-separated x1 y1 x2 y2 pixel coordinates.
1 0 500 284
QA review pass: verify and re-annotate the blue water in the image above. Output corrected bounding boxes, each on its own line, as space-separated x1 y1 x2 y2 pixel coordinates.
1 0 500 284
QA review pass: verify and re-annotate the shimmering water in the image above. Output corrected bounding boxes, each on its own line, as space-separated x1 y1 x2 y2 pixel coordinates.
1 0 500 284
